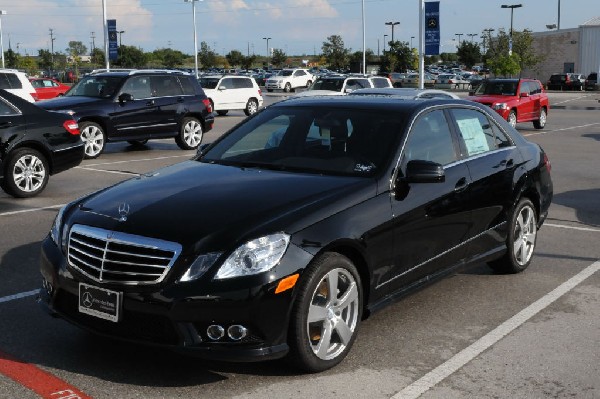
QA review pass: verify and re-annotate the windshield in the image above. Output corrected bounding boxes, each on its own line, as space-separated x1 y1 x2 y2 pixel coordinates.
200 106 404 177
474 80 518 96
281 70 294 77
199 77 220 89
310 79 344 91
65 76 123 98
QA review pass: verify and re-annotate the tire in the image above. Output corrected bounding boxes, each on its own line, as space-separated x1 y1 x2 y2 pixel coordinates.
284 83 292 93
127 139 148 146
507 110 517 129
176 117 203 150
306 80 312 88
488 198 537 274
79 121 105 159
1 148 49 198
287 253 362 372
216 110 228 116
244 98 259 116
533 108 547 129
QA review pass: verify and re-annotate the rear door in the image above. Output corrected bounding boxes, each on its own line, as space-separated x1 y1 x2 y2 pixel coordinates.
517 81 534 121
150 75 184 135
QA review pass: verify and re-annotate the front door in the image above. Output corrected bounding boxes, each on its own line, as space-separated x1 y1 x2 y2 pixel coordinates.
111 75 159 138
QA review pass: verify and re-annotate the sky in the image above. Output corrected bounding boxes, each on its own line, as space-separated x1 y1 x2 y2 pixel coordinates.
1 0 598 58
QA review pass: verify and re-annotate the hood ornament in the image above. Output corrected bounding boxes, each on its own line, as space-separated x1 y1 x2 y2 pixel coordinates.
118 202 130 222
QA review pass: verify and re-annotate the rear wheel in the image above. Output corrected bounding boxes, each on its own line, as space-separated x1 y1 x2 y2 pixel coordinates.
507 110 517 128
79 121 105 159
287 253 362 372
488 198 537 274
1 148 49 198
175 117 203 150
533 108 547 129
244 98 259 116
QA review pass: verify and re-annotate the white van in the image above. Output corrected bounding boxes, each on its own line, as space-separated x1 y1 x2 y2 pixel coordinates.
0 69 37 102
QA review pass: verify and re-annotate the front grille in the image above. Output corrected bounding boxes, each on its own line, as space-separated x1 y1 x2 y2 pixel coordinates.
68 224 182 285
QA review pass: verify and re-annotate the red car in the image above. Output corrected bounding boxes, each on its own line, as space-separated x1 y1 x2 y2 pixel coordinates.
466 78 549 129
29 78 71 100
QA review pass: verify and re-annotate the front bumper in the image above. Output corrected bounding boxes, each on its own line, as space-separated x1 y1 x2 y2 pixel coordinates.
38 236 309 362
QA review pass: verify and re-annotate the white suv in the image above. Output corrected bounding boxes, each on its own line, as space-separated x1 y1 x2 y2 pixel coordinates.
0 69 37 102
265 69 314 93
199 75 263 116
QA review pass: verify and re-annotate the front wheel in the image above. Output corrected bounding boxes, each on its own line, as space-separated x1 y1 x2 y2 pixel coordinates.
488 198 537 274
287 253 362 372
283 83 292 93
176 117 203 150
244 98 259 116
306 80 312 88
1 148 49 198
533 108 547 129
507 110 517 128
79 121 105 159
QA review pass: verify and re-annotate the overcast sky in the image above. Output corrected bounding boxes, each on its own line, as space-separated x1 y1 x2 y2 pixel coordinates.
2 0 598 57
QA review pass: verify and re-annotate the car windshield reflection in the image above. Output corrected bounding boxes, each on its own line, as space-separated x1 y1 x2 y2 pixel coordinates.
475 81 518 96
65 76 123 98
201 107 404 177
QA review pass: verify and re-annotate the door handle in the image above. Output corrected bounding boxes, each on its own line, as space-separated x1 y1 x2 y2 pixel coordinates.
177 97 185 103
499 159 515 169
454 177 468 192
0 121 13 128
146 100 155 106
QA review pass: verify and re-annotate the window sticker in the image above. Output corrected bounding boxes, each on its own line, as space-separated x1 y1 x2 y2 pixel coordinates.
457 118 489 155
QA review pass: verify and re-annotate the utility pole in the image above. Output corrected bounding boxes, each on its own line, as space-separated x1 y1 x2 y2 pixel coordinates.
90 32 95 52
49 28 56 70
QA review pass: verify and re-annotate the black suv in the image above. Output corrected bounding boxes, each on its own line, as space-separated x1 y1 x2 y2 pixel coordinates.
585 72 598 91
38 70 214 159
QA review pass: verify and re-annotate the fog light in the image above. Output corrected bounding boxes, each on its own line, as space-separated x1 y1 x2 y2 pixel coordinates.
227 325 248 341
207 325 224 340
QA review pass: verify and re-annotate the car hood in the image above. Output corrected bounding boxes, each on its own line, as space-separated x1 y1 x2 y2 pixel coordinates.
37 95 108 110
70 160 375 251
466 95 514 104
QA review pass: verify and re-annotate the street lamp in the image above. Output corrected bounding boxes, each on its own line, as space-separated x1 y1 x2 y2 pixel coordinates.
467 33 478 42
118 30 125 47
383 34 388 52
184 0 201 78
385 21 400 43
0 10 6 69
455 33 463 46
410 36 415 49
482 28 495 53
263 37 271 66
501 4 522 55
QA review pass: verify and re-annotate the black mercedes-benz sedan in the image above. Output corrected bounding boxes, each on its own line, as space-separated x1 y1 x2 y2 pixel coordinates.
0 89 84 198
39 95 553 372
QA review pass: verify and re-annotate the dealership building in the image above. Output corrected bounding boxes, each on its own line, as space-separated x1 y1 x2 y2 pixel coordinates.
522 17 600 82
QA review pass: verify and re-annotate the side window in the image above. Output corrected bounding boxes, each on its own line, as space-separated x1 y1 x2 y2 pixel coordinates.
178 76 196 95
403 110 457 166
219 78 233 90
451 108 509 156
6 74 22 89
121 76 152 99
0 98 18 116
152 76 183 96
0 74 11 89
519 82 530 95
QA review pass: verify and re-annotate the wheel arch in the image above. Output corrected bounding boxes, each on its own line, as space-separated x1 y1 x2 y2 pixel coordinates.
79 117 110 139
7 141 55 175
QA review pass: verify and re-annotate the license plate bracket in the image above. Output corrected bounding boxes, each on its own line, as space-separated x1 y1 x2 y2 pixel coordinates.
78 283 122 322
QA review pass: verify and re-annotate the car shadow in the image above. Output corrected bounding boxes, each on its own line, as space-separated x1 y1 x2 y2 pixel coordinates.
551 188 600 227
582 133 600 141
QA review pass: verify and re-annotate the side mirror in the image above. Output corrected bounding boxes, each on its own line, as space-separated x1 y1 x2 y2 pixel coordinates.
520 92 530 98
403 160 445 183
218 86 227 91
118 93 134 103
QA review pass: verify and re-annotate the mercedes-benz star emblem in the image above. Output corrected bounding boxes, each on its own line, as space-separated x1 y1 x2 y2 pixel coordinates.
118 202 130 222
82 291 93 308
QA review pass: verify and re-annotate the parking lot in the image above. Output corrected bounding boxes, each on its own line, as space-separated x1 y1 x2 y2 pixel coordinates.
1 91 599 398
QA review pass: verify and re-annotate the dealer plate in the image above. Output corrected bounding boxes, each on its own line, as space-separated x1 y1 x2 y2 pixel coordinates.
78 283 122 322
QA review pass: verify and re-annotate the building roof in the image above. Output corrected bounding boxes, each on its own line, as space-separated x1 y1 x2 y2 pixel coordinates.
581 17 600 26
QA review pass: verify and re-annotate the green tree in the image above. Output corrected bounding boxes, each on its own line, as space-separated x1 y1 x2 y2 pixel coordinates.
5 49 19 68
457 41 481 69
19 56 38 76
241 55 256 70
91 48 105 66
349 49 375 72
484 29 541 76
152 48 185 68
38 49 53 71
271 49 287 67
322 35 349 70
225 50 245 67
199 41 217 68
66 41 87 57
114 45 148 68
381 41 412 72
488 54 521 77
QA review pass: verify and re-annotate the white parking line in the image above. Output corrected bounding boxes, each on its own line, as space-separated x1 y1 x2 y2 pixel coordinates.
0 204 65 217
545 223 600 232
552 94 594 105
522 122 600 137
83 154 191 168
0 290 38 304
392 259 600 399
75 166 139 176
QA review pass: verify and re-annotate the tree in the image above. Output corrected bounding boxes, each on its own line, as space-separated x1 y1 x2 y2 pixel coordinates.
5 49 19 68
19 56 38 76
271 49 287 67
225 50 245 68
381 41 412 73
38 49 53 71
484 29 541 76
91 48 105 66
241 55 256 70
66 41 87 57
322 35 349 70
114 45 148 68
152 48 186 68
349 49 375 72
457 41 481 69
199 41 217 68
488 54 521 77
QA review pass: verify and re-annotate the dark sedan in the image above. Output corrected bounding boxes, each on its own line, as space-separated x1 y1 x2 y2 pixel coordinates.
39 96 552 372
0 89 84 197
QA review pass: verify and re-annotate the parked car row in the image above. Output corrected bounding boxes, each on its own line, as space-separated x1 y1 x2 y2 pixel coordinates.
546 72 599 91
296 75 392 97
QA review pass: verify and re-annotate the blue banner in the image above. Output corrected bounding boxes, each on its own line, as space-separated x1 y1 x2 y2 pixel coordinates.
107 19 118 61
425 2 440 55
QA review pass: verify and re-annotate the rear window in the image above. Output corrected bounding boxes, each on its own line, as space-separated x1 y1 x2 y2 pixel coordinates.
233 78 253 89
178 76 196 95
199 77 219 89
0 73 22 90
588 73 597 80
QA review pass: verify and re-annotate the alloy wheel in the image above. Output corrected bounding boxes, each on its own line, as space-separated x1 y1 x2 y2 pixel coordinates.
513 205 537 266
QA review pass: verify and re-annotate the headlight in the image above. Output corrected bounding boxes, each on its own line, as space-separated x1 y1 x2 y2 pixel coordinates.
179 252 222 282
49 206 66 246
493 103 508 110
214 233 290 280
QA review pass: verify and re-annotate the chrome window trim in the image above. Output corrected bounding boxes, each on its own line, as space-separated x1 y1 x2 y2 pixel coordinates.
375 221 506 289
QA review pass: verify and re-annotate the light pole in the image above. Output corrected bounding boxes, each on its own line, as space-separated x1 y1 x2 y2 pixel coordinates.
0 10 6 69
385 21 400 44
482 28 494 54
118 30 125 47
184 0 201 78
410 36 415 49
501 4 522 55
263 37 271 66
467 33 478 42
455 33 463 46
383 34 388 52
557 0 561 30
361 0 365 75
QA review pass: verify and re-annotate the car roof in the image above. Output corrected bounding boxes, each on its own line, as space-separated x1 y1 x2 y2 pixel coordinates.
348 87 461 99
